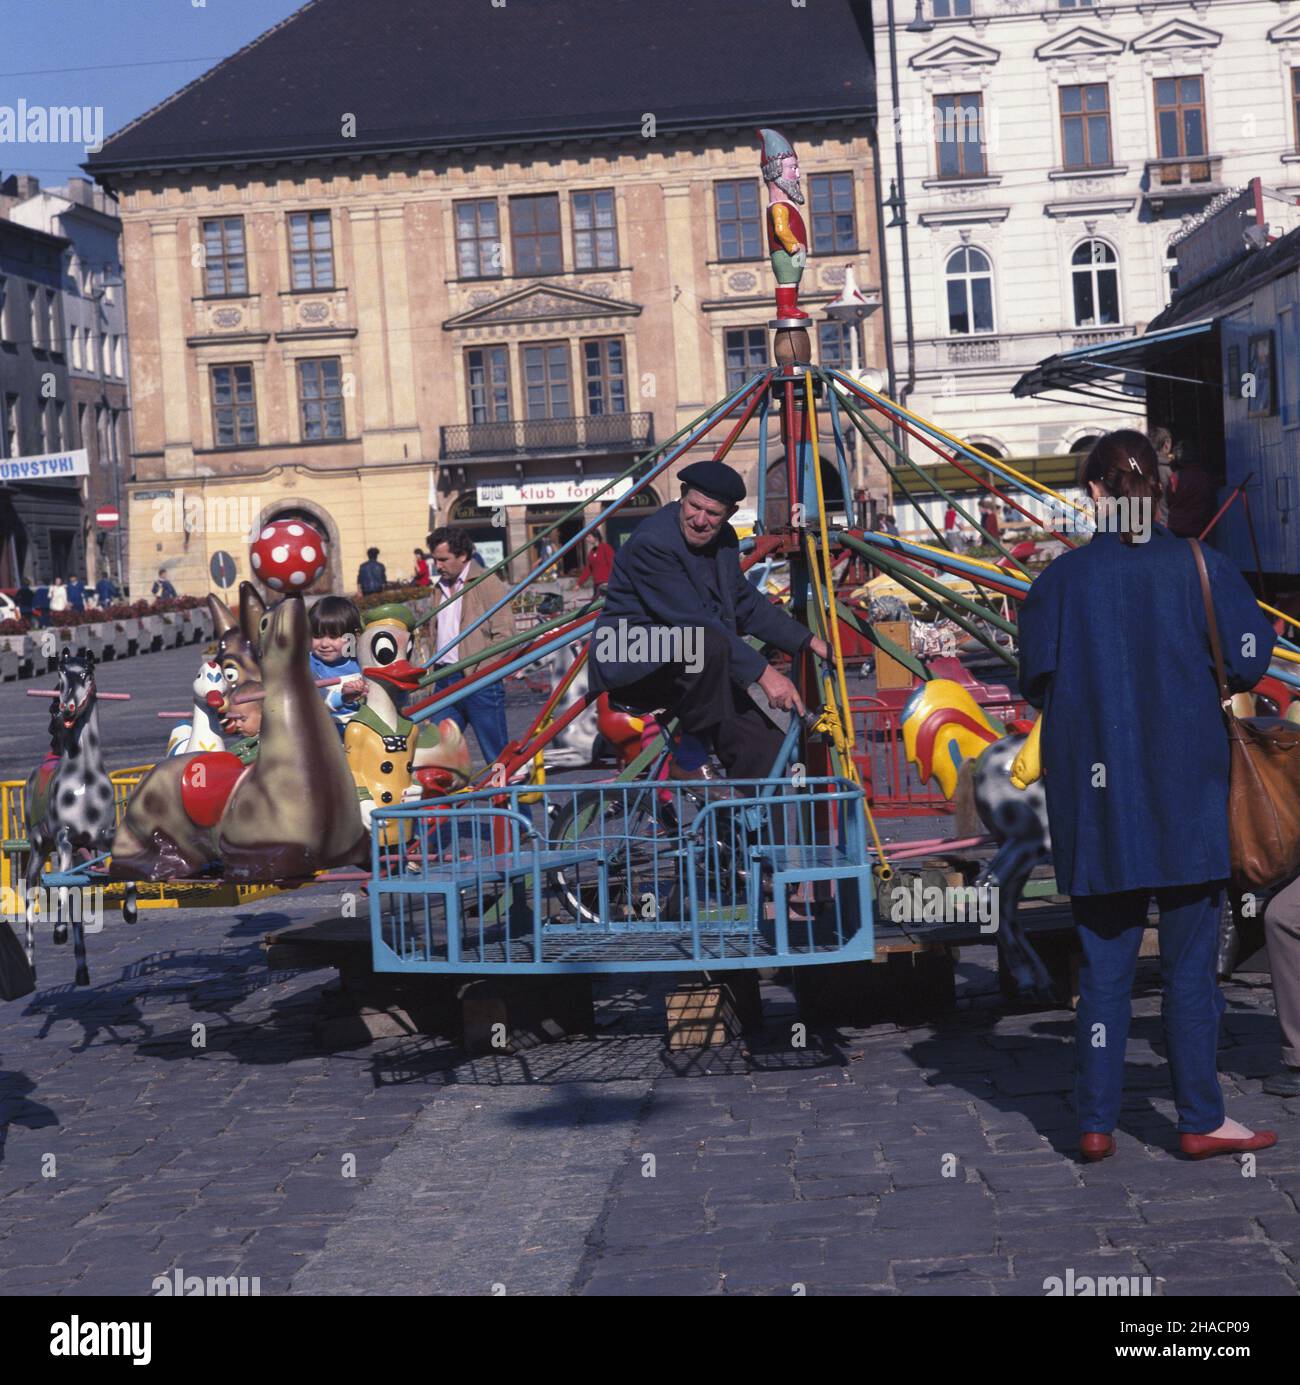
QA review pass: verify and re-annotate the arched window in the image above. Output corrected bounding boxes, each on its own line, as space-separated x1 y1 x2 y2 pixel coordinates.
946 247 994 335
1071 239 1120 327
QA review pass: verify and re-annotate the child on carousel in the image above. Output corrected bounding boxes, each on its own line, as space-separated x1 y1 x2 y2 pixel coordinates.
309 595 367 735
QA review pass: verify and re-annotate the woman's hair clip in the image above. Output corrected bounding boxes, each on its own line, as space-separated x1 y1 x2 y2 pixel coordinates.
1129 457 1142 472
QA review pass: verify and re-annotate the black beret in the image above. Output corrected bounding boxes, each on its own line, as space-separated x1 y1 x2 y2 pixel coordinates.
678 460 746 505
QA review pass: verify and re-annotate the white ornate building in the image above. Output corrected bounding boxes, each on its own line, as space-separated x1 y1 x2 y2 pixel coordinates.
872 0 1296 523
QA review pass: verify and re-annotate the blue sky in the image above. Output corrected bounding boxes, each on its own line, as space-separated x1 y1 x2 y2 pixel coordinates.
0 0 309 186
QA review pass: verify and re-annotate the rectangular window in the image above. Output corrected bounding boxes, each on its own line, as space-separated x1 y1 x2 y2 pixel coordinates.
572 189 618 270
45 290 59 352
70 325 81 370
510 194 563 276
522 343 571 419
210 363 257 447
465 346 511 423
1280 305 1299 430
0 275 7 342
818 322 854 368
582 337 627 415
43 398 62 451
297 358 345 440
87 329 100 376
725 327 768 392
3 394 18 458
454 200 502 279
1057 0 1095 7
932 0 971 14
288 210 334 290
201 216 248 296
934 94 986 178
1154 76 1207 160
1293 69 1300 152
808 173 857 255
1060 84 1112 169
28 285 41 349
715 180 762 261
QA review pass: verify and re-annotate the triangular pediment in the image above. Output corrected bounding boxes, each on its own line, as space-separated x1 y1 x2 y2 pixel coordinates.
910 36 1000 70
1131 18 1222 53
444 282 641 330
1269 13 1300 43
1035 26 1126 62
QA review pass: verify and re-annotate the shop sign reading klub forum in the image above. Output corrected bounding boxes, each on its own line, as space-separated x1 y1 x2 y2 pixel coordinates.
476 478 634 508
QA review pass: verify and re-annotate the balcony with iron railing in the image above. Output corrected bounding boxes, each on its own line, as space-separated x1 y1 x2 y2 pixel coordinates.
1143 154 1225 208
440 411 653 461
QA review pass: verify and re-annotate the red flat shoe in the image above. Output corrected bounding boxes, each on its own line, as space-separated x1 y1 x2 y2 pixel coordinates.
1179 1130 1278 1160
1080 1132 1115 1162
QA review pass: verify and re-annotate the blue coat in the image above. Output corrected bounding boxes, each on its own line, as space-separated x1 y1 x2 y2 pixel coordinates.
1018 524 1276 896
589 501 811 691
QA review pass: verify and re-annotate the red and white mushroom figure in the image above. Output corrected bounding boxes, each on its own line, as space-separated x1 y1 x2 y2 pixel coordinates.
250 519 328 592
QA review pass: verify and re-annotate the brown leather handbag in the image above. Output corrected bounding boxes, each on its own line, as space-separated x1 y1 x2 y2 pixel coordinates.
1191 538 1300 889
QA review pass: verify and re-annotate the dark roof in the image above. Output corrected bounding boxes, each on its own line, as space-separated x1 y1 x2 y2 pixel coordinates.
87 0 875 178
1149 223 1300 331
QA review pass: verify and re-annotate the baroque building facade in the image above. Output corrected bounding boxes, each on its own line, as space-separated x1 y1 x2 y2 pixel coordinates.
873 0 1292 523
86 0 884 596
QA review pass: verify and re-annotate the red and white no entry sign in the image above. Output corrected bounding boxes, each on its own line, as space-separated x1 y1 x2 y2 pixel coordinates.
96 508 120 527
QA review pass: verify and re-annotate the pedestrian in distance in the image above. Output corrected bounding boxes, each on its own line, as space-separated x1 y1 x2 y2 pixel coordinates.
67 575 86 612
95 574 119 607
1018 430 1279 1162
152 568 177 600
15 577 34 623
575 528 615 595
412 548 431 587
33 581 49 627
49 577 68 614
356 547 387 596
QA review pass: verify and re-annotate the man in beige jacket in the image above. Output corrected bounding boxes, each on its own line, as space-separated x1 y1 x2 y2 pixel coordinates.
426 526 511 765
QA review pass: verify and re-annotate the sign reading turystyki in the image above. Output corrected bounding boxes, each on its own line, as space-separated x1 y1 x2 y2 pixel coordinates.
0 449 89 482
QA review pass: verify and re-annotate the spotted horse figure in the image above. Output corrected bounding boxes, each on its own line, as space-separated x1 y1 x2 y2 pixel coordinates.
900 678 1055 1002
21 650 136 987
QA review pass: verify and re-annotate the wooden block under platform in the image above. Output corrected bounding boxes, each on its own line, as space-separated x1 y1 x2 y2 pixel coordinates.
263 912 373 981
460 975 596 1056
664 971 763 1049
794 949 956 1027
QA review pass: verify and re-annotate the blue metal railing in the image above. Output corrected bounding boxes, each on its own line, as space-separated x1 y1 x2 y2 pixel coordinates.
369 776 874 975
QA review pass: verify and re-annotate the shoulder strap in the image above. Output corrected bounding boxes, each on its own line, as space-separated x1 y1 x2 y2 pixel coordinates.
1188 538 1230 705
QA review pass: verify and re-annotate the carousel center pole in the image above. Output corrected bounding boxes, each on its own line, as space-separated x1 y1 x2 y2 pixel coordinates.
759 126 828 784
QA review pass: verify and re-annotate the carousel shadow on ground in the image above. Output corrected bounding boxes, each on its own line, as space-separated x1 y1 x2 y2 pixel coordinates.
0 1063 58 1167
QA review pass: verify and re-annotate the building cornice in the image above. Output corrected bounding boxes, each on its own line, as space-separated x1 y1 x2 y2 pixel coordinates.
85 110 874 187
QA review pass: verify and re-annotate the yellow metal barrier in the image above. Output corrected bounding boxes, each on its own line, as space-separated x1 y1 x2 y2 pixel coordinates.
2 762 288 910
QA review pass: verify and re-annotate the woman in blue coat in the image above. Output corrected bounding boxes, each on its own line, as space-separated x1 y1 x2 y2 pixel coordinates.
1018 431 1279 1162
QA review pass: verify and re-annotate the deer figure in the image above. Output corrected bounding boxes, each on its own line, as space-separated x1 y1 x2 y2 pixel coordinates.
110 595 367 883
207 584 265 716
21 651 132 987
900 678 1055 1002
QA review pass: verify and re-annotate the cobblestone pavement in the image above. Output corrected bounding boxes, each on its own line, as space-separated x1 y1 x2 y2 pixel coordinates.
3 888 1298 1297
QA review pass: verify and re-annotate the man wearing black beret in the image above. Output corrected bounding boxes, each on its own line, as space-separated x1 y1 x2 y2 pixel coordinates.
589 460 828 780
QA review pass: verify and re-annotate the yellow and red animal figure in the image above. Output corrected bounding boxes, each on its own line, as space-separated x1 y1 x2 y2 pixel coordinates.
899 679 1006 801
900 678 1054 1001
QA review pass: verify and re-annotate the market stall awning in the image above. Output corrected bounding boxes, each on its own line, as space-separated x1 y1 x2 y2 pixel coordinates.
1012 318 1216 401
